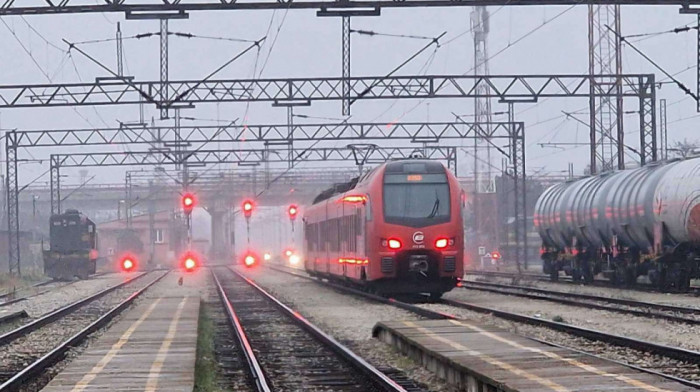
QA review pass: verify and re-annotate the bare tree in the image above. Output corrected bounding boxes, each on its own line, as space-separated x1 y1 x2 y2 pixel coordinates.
668 139 700 159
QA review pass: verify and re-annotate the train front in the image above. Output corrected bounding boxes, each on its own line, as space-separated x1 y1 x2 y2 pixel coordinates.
368 160 464 298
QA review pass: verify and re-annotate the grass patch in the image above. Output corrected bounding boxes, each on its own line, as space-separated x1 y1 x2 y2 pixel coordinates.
194 302 223 392
552 315 566 323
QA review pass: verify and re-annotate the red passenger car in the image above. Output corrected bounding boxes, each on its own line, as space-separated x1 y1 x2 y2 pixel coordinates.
303 159 464 298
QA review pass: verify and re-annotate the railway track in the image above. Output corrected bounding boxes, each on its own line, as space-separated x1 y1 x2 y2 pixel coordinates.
268 265 700 388
460 280 700 325
465 269 700 294
213 267 414 392
0 271 167 391
0 280 53 302
0 272 112 308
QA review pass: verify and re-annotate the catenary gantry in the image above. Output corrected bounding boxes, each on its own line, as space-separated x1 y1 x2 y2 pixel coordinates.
2 1 700 16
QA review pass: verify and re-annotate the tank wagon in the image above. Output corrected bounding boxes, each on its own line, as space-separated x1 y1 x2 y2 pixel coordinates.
534 158 700 291
44 209 98 280
303 159 465 298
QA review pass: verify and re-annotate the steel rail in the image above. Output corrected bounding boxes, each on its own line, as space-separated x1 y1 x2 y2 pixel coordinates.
464 269 700 293
460 281 700 324
0 272 149 346
268 265 700 389
227 267 409 392
0 279 53 301
1 272 112 307
212 270 272 392
0 271 168 392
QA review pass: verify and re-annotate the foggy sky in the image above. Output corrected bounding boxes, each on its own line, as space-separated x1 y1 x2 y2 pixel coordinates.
0 4 696 186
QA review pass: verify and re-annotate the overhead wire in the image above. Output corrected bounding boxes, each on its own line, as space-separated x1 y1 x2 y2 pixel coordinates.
391 2 580 123
350 29 435 41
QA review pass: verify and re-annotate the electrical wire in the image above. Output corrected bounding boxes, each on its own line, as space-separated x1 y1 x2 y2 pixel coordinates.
616 26 699 102
258 1 294 77
350 29 434 40
391 2 579 123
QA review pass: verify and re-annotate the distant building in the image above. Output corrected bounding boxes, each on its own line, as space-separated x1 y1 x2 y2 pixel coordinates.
97 208 211 269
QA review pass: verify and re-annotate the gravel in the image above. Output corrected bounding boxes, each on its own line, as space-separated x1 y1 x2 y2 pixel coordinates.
0 273 130 318
445 287 700 352
464 273 700 309
241 266 457 392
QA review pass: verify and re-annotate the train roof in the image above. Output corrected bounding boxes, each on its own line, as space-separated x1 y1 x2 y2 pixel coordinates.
310 159 448 204
311 177 359 204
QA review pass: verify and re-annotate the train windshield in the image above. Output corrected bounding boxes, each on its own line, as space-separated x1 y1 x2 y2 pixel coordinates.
383 172 450 227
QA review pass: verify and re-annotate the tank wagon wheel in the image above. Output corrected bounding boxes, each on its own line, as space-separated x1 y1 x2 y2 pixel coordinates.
664 262 691 292
549 268 559 282
612 266 636 287
582 260 595 284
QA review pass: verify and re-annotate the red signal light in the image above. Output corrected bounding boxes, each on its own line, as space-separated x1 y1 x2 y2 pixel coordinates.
120 255 136 272
244 255 256 266
182 193 196 214
288 204 298 220
491 251 502 260
285 249 293 257
180 252 199 272
242 199 254 218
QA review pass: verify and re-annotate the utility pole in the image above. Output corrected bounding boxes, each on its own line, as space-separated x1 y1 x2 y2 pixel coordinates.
471 6 499 263
116 22 124 77
160 19 169 120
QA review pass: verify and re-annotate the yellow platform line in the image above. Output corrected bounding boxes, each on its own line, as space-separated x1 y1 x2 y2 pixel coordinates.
404 321 569 392
144 296 188 392
448 319 673 392
69 298 163 392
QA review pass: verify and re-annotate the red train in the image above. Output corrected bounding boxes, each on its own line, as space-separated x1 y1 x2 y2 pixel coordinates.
303 159 464 298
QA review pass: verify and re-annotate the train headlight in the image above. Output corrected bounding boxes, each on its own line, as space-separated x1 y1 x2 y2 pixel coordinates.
289 254 300 265
388 238 402 249
435 238 448 249
263 253 271 261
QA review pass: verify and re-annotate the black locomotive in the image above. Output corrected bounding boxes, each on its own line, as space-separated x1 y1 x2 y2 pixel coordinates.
43 209 98 279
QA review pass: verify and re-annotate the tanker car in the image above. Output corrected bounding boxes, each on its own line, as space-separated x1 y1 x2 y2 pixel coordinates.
303 159 465 298
534 158 700 292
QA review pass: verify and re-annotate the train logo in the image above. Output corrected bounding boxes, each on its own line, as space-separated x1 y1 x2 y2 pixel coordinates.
412 232 425 244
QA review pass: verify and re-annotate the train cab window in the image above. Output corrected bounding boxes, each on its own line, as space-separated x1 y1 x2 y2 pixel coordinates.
383 171 450 227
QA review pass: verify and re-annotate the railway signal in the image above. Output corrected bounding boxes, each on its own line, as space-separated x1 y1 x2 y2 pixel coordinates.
287 204 298 221
242 251 259 267
242 199 254 219
182 193 196 215
120 255 136 272
181 252 199 272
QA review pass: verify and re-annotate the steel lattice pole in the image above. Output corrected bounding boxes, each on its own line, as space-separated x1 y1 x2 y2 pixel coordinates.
160 19 169 120
342 16 351 116
5 132 20 275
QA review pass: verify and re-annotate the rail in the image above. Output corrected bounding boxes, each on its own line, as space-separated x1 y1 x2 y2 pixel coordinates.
0 271 167 391
219 267 408 392
0 272 148 346
269 265 700 389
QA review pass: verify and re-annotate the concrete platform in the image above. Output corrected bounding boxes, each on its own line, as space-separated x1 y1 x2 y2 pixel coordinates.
373 319 696 392
41 295 200 392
